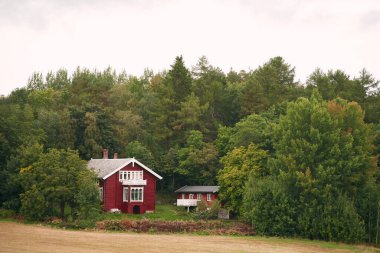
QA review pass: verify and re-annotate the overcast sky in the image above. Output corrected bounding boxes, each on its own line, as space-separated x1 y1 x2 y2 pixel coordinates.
1 0 379 96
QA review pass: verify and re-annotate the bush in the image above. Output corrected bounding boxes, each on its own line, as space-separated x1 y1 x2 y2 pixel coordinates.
243 176 297 236
0 209 16 218
208 200 221 219
298 192 365 243
192 199 221 220
197 199 208 212
192 210 209 220
20 185 48 221
244 174 366 243
96 219 254 235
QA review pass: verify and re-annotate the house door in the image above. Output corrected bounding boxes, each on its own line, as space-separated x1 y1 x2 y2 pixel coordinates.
133 205 140 214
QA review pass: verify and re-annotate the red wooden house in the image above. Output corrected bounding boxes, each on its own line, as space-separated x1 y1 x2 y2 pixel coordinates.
175 186 218 211
88 149 162 214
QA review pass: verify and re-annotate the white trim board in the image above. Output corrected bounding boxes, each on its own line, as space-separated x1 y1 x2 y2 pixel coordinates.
102 158 163 180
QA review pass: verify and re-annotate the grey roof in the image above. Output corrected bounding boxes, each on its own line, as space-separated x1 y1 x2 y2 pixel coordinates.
175 186 219 193
88 158 162 180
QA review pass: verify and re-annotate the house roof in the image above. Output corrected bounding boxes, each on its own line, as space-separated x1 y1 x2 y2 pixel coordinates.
88 158 163 180
175 186 219 193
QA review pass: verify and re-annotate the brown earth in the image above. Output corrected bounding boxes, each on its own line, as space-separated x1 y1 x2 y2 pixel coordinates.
0 221 377 253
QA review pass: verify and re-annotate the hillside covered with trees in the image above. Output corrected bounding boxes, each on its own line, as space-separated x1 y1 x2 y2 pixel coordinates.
0 56 379 244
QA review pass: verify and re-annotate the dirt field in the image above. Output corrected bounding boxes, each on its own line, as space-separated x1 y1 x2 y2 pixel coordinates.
0 221 377 253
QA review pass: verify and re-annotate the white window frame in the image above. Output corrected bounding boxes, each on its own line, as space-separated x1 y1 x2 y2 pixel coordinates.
119 171 124 180
130 187 144 202
99 187 103 201
207 193 212 201
123 187 129 202
189 194 194 200
182 193 185 199
119 171 143 181
197 193 202 201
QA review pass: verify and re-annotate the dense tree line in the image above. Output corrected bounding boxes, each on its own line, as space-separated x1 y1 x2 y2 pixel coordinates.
0 56 379 243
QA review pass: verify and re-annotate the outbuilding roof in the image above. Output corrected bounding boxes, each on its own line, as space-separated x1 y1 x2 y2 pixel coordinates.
88 158 162 180
175 185 219 193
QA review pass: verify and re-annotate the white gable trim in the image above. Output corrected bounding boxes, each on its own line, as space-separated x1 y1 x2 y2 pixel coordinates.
102 158 163 180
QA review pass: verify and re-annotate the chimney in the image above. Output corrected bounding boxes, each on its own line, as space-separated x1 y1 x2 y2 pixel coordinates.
113 153 118 159
103 149 108 159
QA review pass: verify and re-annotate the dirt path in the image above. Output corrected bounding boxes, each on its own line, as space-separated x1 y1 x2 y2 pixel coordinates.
0 221 376 253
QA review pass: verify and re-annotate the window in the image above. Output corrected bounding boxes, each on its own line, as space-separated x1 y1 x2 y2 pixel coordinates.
130 187 143 202
99 187 103 201
197 193 202 201
207 194 211 201
123 187 129 202
189 194 194 199
119 171 143 181
182 193 185 199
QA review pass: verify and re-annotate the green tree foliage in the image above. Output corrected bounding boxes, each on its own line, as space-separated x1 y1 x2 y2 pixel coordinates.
240 78 267 116
217 144 268 214
306 69 380 124
27 72 45 91
0 103 45 209
19 149 100 220
125 141 155 168
0 55 379 245
192 56 240 130
243 91 377 242
215 114 274 157
165 56 192 103
45 69 70 90
172 93 209 136
273 92 374 195
177 130 219 185
1 141 43 210
69 104 117 159
256 56 295 87
307 69 365 102
243 176 297 236
229 114 273 151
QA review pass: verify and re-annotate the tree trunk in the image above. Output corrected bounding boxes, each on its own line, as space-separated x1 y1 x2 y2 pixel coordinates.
60 201 65 219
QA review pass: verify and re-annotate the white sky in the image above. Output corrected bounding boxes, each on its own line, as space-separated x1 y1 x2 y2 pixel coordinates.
1 0 380 96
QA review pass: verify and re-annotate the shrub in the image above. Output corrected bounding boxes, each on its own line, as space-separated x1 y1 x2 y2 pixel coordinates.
208 200 221 219
0 209 16 218
298 192 365 243
96 219 254 235
243 176 297 236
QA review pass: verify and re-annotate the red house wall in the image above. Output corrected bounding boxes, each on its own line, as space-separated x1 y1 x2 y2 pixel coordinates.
101 163 157 214
177 192 218 204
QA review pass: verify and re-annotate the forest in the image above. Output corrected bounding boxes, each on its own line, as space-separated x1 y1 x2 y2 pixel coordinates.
0 56 379 243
